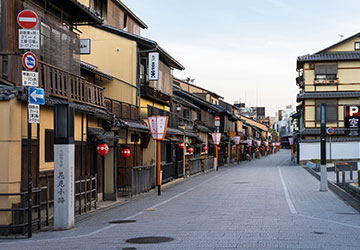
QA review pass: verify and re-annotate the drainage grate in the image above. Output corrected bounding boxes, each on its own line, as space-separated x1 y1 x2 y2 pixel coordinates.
126 236 174 244
313 231 326 235
122 248 137 250
336 212 358 215
108 220 136 224
233 182 249 184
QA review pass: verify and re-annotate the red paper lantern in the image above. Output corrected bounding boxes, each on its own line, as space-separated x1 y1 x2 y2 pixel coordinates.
187 147 193 153
179 142 185 149
202 145 208 151
121 148 131 158
218 146 221 151
96 144 109 156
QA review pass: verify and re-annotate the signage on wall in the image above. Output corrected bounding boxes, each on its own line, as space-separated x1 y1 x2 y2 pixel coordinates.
28 86 45 105
19 29 40 49
148 52 159 81
28 104 40 124
17 10 38 29
22 71 38 87
345 106 360 130
80 39 91 54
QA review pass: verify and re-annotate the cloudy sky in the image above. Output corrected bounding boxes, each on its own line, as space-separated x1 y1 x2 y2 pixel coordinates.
122 0 360 116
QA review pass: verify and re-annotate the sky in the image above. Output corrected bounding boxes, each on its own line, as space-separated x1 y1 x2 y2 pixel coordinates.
122 0 360 116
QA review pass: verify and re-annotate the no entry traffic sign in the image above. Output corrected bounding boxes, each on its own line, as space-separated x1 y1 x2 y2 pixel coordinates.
17 10 38 29
22 52 38 71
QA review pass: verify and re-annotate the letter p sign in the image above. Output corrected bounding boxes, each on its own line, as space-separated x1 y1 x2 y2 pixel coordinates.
350 106 359 116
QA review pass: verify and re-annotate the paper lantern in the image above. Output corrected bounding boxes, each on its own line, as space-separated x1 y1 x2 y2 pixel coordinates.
179 142 185 149
187 147 193 153
202 145 208 151
97 144 109 156
121 148 131 158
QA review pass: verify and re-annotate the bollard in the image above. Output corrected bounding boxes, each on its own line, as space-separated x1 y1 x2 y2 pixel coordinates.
342 171 346 187
350 166 353 180
336 169 339 185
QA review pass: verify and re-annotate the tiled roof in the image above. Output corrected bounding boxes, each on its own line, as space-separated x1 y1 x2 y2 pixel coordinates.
0 85 19 101
297 91 360 100
297 52 360 69
124 121 149 132
80 61 113 80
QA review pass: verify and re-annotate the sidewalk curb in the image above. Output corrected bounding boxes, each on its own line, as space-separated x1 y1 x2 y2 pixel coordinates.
304 167 360 213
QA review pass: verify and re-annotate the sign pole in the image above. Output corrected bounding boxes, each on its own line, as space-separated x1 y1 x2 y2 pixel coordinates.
216 145 219 171
27 116 32 238
320 103 328 191
236 144 239 164
157 140 161 195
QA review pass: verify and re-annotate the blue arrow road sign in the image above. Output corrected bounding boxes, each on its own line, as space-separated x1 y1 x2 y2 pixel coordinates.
28 86 45 105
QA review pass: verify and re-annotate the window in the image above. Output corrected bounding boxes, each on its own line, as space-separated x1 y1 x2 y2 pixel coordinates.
183 109 192 120
123 13 128 29
355 42 360 50
45 129 54 162
315 100 338 123
314 64 338 81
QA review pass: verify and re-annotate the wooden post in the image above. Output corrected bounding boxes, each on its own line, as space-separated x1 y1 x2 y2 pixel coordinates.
249 146 251 161
291 145 294 160
157 140 161 195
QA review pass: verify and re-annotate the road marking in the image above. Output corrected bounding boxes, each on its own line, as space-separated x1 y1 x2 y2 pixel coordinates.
278 166 297 214
298 214 360 229
0 168 233 245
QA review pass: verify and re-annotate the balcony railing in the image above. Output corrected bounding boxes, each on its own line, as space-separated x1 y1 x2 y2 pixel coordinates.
0 52 105 108
105 97 139 120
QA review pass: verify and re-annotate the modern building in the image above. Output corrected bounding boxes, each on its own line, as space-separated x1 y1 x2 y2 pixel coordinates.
296 32 360 163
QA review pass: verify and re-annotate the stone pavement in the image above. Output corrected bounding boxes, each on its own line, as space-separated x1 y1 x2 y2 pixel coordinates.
1 150 360 249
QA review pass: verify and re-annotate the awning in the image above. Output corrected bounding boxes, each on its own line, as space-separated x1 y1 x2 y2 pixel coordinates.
194 124 211 133
125 121 149 132
88 127 123 141
184 131 197 138
166 127 184 136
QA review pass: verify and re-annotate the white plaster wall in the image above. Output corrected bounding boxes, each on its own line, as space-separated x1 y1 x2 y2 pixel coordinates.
300 142 360 161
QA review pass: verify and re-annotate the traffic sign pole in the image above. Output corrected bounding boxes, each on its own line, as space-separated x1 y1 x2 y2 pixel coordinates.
157 140 161 195
27 110 32 238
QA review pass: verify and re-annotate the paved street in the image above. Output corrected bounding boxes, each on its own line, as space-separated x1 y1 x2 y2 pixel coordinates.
1 150 360 249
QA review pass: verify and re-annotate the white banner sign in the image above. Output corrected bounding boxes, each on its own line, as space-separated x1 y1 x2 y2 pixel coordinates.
234 136 241 145
148 52 159 81
288 137 294 145
22 71 38 87
211 133 222 145
28 103 40 123
148 116 168 140
19 29 39 49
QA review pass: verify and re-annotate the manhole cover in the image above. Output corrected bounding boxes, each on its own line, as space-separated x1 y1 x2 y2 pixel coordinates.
109 220 136 224
313 231 326 235
126 236 174 244
233 182 249 184
336 212 358 215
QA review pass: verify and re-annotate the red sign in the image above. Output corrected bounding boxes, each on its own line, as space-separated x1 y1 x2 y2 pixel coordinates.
215 116 220 121
345 106 360 117
22 52 38 71
17 10 38 29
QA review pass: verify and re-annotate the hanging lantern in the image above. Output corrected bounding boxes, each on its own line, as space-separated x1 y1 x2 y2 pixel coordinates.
218 146 221 151
179 142 185 149
96 144 109 156
202 145 208 151
187 146 193 153
121 148 131 158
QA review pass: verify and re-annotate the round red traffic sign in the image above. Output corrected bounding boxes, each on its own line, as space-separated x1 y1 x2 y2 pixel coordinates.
17 10 38 29
22 52 38 71
215 116 220 121
327 127 335 135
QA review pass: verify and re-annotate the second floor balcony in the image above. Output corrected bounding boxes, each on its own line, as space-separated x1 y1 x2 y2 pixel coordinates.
105 97 139 121
0 52 105 108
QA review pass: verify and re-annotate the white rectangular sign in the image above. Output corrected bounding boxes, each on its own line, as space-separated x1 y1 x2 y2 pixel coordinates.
19 29 40 49
22 71 38 87
28 103 40 123
148 52 159 81
80 39 91 54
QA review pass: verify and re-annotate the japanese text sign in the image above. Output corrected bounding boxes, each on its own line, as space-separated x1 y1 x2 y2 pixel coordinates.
211 133 222 145
234 136 241 145
148 52 159 81
148 116 168 140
